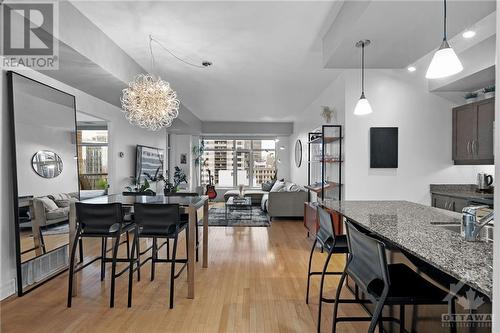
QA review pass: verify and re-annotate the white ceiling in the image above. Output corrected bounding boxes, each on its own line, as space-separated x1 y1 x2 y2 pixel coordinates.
323 1 495 68
71 0 496 122
71 1 339 122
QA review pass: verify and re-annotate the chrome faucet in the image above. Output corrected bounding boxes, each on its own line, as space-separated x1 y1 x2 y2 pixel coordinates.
462 206 494 242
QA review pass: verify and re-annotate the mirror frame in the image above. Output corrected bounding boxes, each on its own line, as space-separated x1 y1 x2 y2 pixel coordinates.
7 71 79 296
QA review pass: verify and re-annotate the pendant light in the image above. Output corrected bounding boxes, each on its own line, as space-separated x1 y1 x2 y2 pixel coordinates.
425 0 463 79
354 40 373 116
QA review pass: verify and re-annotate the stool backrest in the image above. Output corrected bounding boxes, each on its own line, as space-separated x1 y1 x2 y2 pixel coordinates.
75 202 123 233
133 203 180 233
317 206 336 245
345 220 390 293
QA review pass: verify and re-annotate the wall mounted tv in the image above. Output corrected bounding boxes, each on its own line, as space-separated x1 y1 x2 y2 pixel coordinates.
370 127 398 168
136 145 164 182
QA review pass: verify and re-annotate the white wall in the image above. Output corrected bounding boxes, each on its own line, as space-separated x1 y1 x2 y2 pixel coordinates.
289 74 346 188
290 69 494 206
0 68 167 299
343 69 494 205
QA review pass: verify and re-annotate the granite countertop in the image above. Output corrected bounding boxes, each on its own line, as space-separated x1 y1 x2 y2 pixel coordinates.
430 184 494 200
322 200 493 298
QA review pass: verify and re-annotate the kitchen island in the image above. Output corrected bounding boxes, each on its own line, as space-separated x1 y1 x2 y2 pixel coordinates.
322 200 492 298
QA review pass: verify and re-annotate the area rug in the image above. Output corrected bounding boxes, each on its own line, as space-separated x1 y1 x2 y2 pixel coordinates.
204 206 270 227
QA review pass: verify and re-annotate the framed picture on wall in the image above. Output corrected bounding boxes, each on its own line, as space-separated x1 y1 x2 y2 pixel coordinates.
370 127 398 168
180 153 187 164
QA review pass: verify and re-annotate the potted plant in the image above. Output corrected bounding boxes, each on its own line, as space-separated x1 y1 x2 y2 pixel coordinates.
483 85 495 99
172 166 188 192
123 177 155 196
465 92 478 104
96 178 109 195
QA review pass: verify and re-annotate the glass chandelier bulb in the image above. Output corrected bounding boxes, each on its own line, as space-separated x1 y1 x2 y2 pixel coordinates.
425 40 463 79
353 93 373 116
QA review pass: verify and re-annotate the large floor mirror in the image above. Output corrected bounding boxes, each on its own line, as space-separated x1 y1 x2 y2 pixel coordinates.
8 72 78 295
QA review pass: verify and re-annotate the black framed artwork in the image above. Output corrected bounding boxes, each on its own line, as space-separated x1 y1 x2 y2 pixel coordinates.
370 127 398 168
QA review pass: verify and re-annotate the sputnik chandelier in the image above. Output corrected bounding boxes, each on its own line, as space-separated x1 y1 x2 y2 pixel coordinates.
121 35 212 131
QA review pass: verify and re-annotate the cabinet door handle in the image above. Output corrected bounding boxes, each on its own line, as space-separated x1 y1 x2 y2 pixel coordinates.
467 141 471 155
471 140 475 155
474 140 479 155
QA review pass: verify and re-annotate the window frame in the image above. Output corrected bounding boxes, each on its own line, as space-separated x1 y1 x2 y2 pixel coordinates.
76 127 109 190
201 137 277 188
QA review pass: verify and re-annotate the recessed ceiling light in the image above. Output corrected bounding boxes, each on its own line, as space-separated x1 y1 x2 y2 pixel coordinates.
407 66 416 72
462 30 476 39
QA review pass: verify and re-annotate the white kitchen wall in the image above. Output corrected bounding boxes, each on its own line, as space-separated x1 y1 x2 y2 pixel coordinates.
290 69 494 205
0 68 167 299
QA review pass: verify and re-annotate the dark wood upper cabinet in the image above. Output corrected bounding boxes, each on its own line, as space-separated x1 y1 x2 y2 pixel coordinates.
453 97 494 165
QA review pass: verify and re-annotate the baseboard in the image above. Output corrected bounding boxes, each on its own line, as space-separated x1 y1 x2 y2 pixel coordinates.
0 278 17 300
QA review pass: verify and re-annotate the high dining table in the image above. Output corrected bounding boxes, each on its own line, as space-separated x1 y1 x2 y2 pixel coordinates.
68 194 209 299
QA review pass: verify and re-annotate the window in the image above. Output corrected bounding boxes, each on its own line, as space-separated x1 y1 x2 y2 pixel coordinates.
77 129 108 190
201 138 276 188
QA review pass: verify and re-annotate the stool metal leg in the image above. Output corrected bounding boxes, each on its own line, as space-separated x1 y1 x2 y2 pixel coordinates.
101 237 107 281
67 227 81 308
331 265 348 333
399 305 405 333
170 235 178 309
306 238 318 304
136 236 141 281
127 228 137 308
109 234 120 308
151 237 157 281
317 248 334 333
126 231 130 259
368 291 388 333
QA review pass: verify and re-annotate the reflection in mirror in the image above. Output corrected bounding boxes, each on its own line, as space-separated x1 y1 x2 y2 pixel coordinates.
9 72 78 294
31 150 64 178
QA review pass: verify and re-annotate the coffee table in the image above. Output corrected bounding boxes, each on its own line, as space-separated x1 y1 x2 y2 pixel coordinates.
225 196 252 220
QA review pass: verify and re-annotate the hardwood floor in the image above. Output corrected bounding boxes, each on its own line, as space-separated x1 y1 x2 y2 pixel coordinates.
1 220 367 333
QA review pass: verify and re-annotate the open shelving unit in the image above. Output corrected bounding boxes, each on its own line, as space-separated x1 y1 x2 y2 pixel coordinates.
306 125 343 201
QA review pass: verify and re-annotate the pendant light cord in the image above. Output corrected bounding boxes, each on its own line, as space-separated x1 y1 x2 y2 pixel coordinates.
443 0 447 41
149 34 207 69
149 35 156 73
361 42 365 95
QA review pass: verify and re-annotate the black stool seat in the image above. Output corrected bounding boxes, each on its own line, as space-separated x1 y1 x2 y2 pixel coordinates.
367 263 449 304
81 221 135 237
137 221 187 238
322 234 348 253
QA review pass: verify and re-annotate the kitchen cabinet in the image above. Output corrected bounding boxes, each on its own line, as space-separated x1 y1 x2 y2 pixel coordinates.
453 98 494 165
431 194 469 213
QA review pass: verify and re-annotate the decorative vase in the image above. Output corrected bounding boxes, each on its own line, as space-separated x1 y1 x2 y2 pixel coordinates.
238 184 245 198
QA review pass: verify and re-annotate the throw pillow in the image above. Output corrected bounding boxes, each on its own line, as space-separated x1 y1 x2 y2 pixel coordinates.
38 197 59 211
54 199 70 208
285 182 301 192
270 180 285 192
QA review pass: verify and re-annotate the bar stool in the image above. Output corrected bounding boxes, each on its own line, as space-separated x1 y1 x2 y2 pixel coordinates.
332 220 456 333
68 203 136 308
305 206 349 332
133 203 188 308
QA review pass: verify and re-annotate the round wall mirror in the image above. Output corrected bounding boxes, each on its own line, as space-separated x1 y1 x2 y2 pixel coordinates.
31 150 63 178
294 140 302 167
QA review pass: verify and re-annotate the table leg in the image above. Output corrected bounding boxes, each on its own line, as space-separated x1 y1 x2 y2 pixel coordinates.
203 200 209 268
187 205 196 299
69 202 78 296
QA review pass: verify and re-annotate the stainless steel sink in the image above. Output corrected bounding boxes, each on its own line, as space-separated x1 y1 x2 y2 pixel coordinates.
433 223 494 243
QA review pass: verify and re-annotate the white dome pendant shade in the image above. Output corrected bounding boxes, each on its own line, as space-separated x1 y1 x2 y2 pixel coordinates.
425 0 463 79
425 40 463 79
354 40 373 116
354 92 373 116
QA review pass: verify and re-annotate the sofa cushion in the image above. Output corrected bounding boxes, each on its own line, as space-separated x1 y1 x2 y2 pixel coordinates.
49 193 71 201
261 179 276 192
45 207 69 220
270 180 285 192
38 197 59 212
285 182 301 192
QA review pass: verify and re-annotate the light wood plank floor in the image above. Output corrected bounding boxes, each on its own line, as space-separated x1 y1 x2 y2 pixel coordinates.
1 220 367 333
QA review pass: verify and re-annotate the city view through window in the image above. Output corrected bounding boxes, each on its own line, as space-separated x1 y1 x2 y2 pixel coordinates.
201 139 276 188
77 129 108 190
